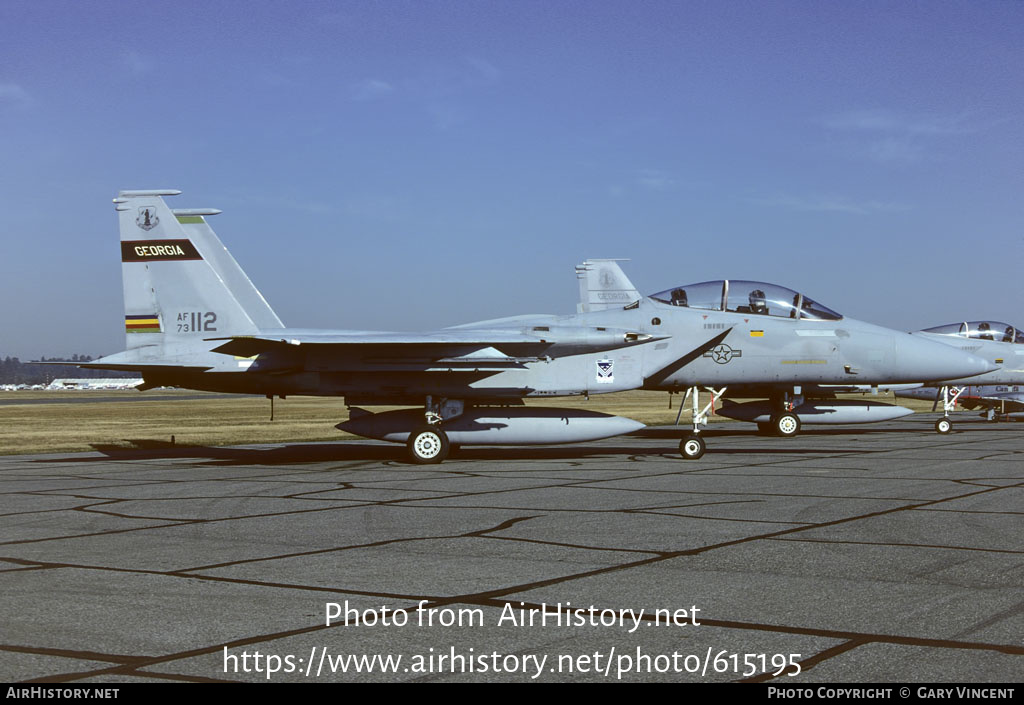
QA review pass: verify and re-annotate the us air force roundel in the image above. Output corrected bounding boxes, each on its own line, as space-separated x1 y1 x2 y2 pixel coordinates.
596 358 614 383
703 343 742 364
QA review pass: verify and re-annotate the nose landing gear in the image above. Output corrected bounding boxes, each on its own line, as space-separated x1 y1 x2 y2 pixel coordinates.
679 432 706 460
933 386 964 434
675 386 726 460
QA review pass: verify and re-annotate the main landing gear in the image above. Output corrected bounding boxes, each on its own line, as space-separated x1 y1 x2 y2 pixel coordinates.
769 387 804 438
405 396 462 464
406 426 450 464
756 402 802 437
982 406 1006 423
772 412 801 438
756 414 801 437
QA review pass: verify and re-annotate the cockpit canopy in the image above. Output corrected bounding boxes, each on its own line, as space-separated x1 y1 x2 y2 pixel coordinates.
922 321 1024 344
650 280 842 321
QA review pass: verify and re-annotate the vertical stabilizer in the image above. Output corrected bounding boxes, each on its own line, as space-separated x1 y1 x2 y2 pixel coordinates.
113 190 283 351
175 212 284 330
575 259 640 312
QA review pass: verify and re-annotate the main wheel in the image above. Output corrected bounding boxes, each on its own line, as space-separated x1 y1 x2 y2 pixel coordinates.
773 413 801 438
935 417 952 434
679 432 706 460
406 426 450 464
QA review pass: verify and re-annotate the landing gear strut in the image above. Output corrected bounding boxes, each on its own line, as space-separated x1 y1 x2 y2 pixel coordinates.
769 388 803 438
934 386 963 434
675 386 726 460
405 395 460 464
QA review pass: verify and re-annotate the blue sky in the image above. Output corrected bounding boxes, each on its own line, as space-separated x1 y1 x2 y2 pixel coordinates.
2 0 1022 359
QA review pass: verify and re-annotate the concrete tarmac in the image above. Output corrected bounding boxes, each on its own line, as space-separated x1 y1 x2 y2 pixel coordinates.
1 417 1021 683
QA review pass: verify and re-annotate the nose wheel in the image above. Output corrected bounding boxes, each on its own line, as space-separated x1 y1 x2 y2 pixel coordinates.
935 418 952 434
679 432 706 460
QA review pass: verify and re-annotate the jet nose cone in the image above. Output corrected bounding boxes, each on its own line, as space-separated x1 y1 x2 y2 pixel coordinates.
896 335 997 382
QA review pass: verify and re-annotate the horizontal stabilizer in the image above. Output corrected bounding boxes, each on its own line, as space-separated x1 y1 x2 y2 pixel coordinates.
77 362 212 373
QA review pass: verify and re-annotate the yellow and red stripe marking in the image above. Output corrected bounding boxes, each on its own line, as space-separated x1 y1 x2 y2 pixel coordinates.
125 314 161 333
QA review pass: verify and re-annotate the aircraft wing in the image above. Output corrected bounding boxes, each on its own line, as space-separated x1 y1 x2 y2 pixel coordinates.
208 327 665 365
817 383 925 394
957 390 1024 412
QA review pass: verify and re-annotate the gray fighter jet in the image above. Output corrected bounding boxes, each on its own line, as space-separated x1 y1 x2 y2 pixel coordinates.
897 383 1024 423
576 260 995 447
83 191 994 463
894 321 1024 431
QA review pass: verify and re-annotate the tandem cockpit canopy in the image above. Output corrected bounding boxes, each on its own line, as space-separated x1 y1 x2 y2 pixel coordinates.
922 321 1024 344
649 280 842 321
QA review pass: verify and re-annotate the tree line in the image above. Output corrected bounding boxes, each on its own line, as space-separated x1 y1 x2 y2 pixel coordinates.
0 355 137 385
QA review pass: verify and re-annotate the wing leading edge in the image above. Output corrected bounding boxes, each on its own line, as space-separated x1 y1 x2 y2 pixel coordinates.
208 327 666 362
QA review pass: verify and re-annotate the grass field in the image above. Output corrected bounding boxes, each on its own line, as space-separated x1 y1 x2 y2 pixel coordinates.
0 388 943 456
